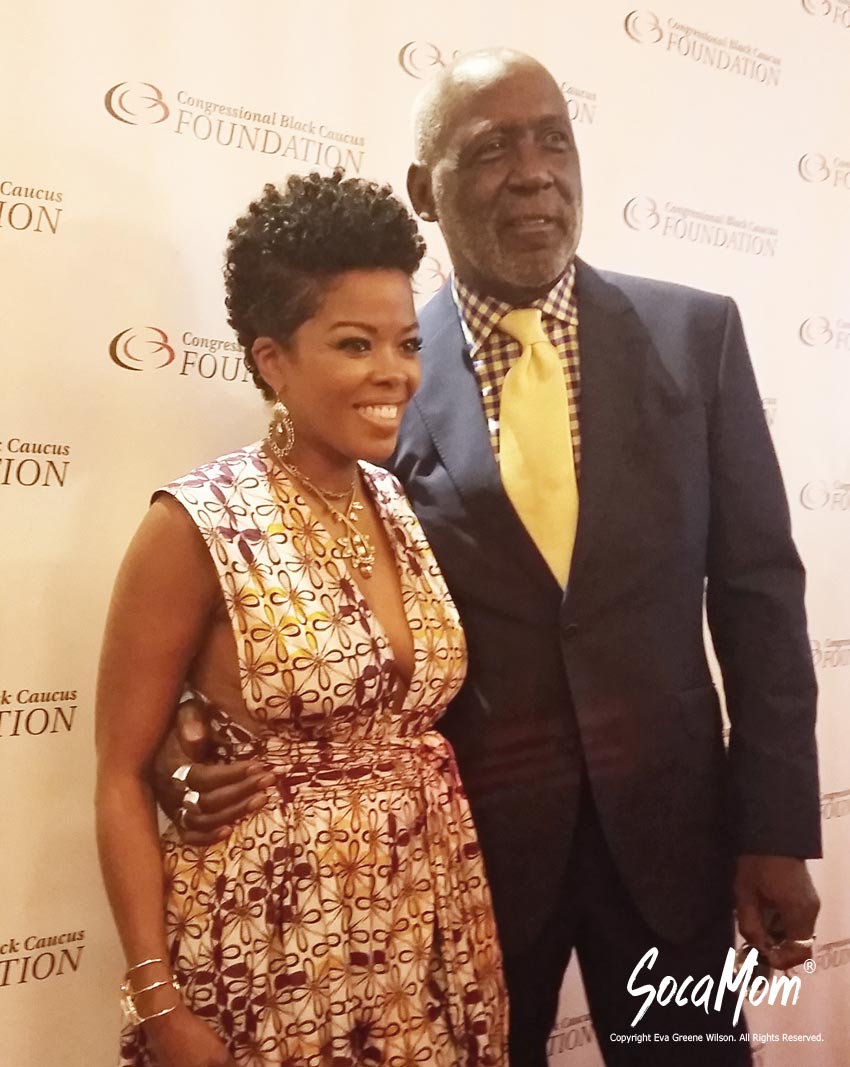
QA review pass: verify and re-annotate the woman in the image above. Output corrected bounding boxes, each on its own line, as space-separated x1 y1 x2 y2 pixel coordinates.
95 171 507 1067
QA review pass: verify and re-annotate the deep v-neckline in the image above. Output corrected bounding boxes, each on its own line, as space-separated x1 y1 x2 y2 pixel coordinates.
356 466 418 693
271 459 422 708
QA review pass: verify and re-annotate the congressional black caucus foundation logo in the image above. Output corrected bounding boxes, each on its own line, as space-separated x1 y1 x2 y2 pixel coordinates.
397 43 599 125
813 937 850 971
624 10 783 86
398 41 459 79
109 326 175 371
547 1013 596 1058
799 481 850 511
821 787 850 819
0 179 63 235
0 929 86 989
798 153 850 189
104 81 366 173
108 326 252 386
799 316 850 350
810 639 850 667
0 439 70 489
623 197 779 257
624 10 664 42
0 687 77 738
104 82 170 125
559 85 598 126
801 0 850 28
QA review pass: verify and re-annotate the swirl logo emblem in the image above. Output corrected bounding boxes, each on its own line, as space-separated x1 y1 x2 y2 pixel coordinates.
799 317 834 346
623 196 660 231
624 10 664 44
798 153 831 182
413 256 447 297
398 42 450 79
104 82 170 126
109 327 175 371
800 481 831 510
801 0 832 15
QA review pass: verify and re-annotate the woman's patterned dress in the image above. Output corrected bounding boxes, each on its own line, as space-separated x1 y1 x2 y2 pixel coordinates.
120 444 507 1067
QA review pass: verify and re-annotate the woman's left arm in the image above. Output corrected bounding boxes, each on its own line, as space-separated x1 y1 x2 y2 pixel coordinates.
95 496 234 1063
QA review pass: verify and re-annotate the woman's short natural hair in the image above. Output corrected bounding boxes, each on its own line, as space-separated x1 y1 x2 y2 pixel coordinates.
224 169 426 398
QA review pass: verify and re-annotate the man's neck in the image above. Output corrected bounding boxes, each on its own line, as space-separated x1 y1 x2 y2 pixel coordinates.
453 262 574 306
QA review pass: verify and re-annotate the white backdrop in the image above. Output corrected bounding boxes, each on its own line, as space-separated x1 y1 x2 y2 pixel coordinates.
1 2 848 1065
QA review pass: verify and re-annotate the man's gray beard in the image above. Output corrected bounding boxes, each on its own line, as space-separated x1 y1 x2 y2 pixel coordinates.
447 211 578 295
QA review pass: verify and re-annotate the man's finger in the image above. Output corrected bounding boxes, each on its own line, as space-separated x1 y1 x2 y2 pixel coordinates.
191 772 274 815
163 759 259 816
172 762 267 836
184 759 267 791
183 792 270 833
735 899 769 955
765 908 817 972
176 699 214 762
182 826 233 847
777 910 817 943
773 894 820 943
168 760 270 841
769 939 816 971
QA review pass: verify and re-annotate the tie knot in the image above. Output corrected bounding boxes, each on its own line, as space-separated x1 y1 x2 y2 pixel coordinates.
498 308 548 347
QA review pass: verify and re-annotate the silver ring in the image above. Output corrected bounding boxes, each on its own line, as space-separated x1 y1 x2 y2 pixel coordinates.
183 789 200 809
171 763 192 787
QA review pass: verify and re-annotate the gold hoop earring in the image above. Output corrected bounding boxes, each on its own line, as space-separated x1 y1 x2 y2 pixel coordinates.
267 398 295 461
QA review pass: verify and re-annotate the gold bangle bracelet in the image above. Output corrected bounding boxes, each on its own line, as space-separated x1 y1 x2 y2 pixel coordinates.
137 1001 179 1024
120 975 181 1026
124 956 167 976
128 978 173 997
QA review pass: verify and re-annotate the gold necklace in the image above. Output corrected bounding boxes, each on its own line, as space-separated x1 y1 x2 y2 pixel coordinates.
280 459 354 501
279 458 375 579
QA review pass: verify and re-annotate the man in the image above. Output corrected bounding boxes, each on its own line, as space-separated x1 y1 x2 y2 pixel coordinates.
158 49 820 1066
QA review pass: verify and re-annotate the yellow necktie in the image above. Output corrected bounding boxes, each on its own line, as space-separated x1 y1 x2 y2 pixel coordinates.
498 308 578 585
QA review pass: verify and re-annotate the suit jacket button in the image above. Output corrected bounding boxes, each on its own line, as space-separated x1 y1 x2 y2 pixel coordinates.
562 621 579 639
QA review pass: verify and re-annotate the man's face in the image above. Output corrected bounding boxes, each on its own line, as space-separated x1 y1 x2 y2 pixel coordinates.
424 63 583 303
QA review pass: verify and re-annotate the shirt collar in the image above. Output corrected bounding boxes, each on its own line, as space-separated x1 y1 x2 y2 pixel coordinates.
452 262 578 356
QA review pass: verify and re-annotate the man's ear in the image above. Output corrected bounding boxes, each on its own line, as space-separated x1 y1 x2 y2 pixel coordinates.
251 336 287 396
407 163 437 223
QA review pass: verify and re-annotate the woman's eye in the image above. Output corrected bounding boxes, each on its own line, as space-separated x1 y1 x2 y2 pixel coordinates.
337 337 370 353
401 337 423 354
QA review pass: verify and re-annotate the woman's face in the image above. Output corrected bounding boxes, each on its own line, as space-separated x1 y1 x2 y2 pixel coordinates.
256 269 421 471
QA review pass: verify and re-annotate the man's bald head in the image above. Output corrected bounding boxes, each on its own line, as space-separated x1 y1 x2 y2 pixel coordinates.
407 48 583 303
412 48 560 167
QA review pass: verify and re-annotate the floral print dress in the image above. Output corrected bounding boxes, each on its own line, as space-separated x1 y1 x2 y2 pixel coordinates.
120 444 507 1067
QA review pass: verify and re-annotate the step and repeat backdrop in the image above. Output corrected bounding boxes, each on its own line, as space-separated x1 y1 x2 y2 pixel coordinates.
1 1 848 1064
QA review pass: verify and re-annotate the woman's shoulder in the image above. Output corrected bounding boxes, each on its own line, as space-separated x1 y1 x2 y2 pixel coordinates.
160 441 268 500
360 462 404 501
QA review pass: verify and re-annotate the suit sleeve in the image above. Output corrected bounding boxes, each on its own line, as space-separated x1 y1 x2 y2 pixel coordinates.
705 298 821 858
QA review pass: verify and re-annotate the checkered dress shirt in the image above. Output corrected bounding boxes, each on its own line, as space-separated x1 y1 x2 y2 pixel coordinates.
452 264 582 474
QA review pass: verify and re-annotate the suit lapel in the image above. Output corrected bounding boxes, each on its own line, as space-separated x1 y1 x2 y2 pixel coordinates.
569 262 641 599
568 260 679 605
414 285 560 598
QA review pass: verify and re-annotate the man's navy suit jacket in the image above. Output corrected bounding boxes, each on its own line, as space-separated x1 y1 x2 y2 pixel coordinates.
391 259 821 957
